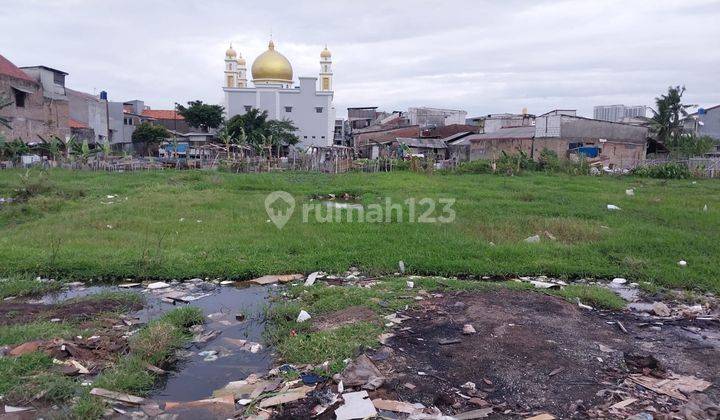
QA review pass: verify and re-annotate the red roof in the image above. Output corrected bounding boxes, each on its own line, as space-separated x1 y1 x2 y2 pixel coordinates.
142 109 184 120
0 54 36 83
69 118 89 129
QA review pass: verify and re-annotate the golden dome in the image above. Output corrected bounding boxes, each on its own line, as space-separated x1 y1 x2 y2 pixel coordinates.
225 44 237 59
251 40 293 83
320 46 331 58
237 54 246 66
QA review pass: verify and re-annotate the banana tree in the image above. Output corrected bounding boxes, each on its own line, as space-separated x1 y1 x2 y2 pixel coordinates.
36 135 65 163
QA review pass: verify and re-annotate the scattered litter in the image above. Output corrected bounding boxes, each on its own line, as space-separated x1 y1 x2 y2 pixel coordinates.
378 333 395 344
146 281 170 290
404 382 416 390
192 330 220 343
339 354 385 390
598 344 613 353
304 271 320 287
529 280 560 289
607 204 621 211
251 274 305 285
4 405 33 413
198 350 218 361
297 310 312 323
9 340 43 356
454 407 494 419
463 324 476 335
384 313 410 325
220 280 235 285
548 367 565 377
678 260 687 267
525 414 555 420
611 277 627 284
301 373 325 385
372 398 419 414
118 283 141 288
703 204 708 212
652 301 671 317
90 388 145 405
335 391 377 420
628 373 711 401
576 299 593 310
461 381 476 391
165 395 235 413
399 260 405 274
407 280 414 289
524 234 541 243
610 397 637 409
626 189 635 196
258 386 314 408
439 338 462 345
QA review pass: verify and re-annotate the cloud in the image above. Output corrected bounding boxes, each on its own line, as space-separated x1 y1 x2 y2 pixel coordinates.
1 0 718 118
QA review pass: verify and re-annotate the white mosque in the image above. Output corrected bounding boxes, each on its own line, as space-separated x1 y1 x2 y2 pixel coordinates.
222 40 335 150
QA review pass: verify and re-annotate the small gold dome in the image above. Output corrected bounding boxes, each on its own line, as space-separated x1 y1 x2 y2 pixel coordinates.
251 40 293 83
225 44 237 59
320 46 331 58
237 54 246 66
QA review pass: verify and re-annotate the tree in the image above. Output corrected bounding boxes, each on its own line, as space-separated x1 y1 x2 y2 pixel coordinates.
132 122 170 156
36 135 65 162
176 101 224 132
650 86 695 145
0 138 30 163
225 108 299 157
666 134 717 158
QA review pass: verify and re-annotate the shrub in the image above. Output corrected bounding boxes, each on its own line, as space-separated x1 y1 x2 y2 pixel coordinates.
496 151 536 175
631 162 692 179
456 160 493 174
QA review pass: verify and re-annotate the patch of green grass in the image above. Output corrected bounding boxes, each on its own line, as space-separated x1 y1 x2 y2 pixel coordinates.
73 393 107 420
0 169 717 291
4 372 78 404
0 276 62 299
0 321 78 346
0 352 54 396
93 306 203 395
69 290 144 308
553 284 626 310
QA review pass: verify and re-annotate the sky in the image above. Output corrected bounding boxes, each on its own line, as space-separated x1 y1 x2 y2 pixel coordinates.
2 0 719 118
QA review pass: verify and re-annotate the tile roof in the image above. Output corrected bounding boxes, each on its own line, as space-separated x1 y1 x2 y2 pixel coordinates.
69 118 89 129
0 54 36 83
142 109 184 120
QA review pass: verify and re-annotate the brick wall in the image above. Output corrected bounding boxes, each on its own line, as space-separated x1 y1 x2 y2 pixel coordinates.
0 74 70 142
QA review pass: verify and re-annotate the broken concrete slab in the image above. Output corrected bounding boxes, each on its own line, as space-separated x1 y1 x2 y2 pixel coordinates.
304 271 320 287
339 354 385 389
628 373 712 401
463 324 477 335
146 282 170 290
335 391 377 420
90 388 145 405
251 274 304 285
454 407 494 419
372 398 418 414
652 301 672 317
297 310 311 323
258 386 314 408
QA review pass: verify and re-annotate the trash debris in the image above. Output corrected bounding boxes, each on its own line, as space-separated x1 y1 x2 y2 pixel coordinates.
146 281 170 290
524 234 541 243
598 344 613 353
439 338 462 345
454 407 494 419
301 372 325 385
611 277 627 284
678 260 687 267
297 310 312 323
4 405 34 413
626 189 635 196
198 350 218 361
652 301 671 317
251 274 304 285
372 398 419 414
407 280 414 289
384 313 410 325
627 373 711 401
378 333 395 344
192 330 220 343
165 395 235 413
339 354 385 389
258 386 314 408
335 391 378 420
529 280 560 289
304 271 320 287
548 367 565 377
118 283 141 288
399 260 406 274
461 381 476 391
90 388 145 405
9 340 43 356
610 397 637 409
607 204 621 211
576 299 593 310
463 324 476 335
703 204 708 212
525 414 555 420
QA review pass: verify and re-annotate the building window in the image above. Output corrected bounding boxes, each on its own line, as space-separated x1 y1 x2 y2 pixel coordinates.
315 107 323 113
244 106 252 112
303 136 308 139
12 89 26 108
284 106 293 112
312 136 316 139
53 72 65 86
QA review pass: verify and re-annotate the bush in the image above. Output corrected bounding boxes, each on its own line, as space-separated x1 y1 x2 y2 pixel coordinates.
496 151 537 175
456 160 493 174
631 162 692 179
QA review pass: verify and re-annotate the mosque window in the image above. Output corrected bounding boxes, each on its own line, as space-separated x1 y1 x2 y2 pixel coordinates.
285 106 293 112
315 107 323 113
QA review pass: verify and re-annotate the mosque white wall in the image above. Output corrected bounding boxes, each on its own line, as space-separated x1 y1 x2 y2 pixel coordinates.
224 76 334 149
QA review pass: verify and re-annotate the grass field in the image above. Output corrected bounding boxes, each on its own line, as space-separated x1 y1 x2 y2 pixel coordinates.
0 169 719 291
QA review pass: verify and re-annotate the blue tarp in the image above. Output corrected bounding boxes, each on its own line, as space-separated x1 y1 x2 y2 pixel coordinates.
577 146 599 158
165 143 189 153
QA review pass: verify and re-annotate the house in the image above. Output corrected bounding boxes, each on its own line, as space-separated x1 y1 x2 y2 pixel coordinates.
373 137 448 160
407 107 467 127
142 109 191 133
467 112 535 133
684 105 720 141
107 100 155 151
0 55 70 142
462 126 537 161
67 88 109 143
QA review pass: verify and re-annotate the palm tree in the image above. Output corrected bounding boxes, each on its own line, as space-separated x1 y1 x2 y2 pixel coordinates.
650 86 695 145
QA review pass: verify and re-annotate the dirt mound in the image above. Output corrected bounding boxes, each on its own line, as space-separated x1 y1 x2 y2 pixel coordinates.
0 299 142 326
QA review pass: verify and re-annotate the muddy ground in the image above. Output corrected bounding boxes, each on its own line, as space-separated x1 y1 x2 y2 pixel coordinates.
0 299 143 326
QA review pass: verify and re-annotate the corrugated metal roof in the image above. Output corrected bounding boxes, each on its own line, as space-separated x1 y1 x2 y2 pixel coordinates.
466 126 536 141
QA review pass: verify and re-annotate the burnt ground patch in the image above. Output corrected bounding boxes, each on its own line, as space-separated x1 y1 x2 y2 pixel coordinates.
369 289 720 418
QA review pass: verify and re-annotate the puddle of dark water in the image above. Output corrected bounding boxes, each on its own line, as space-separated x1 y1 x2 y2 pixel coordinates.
35 281 274 402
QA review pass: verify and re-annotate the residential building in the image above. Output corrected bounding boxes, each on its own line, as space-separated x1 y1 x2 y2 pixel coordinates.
333 118 349 146
223 41 336 151
107 99 155 151
347 107 381 130
684 105 720 141
407 107 467 127
593 104 647 122
142 109 191 133
373 137 447 160
0 55 70 142
67 88 108 143
467 111 535 133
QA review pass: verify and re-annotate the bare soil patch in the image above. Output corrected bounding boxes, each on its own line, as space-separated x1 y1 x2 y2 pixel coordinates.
0 299 142 326
311 306 378 332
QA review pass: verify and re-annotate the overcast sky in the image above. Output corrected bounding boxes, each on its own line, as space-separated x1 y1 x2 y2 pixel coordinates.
2 0 719 118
